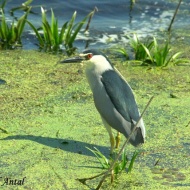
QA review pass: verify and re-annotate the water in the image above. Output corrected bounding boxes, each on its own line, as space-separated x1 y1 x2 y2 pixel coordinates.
2 0 190 50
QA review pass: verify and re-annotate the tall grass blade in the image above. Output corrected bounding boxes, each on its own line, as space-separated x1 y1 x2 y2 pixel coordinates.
51 8 58 45
64 11 77 46
0 13 7 40
23 0 33 6
121 149 128 170
165 52 182 66
128 151 139 173
141 44 154 63
59 22 68 44
86 147 110 169
26 20 44 47
16 8 30 41
68 11 93 46
10 21 16 42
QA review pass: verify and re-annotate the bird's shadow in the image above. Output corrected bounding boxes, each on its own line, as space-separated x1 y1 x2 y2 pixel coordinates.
1 135 109 157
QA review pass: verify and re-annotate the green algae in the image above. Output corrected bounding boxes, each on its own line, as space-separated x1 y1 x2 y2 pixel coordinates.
0 50 190 189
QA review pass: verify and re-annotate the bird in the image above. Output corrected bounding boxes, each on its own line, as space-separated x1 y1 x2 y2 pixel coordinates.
60 49 145 154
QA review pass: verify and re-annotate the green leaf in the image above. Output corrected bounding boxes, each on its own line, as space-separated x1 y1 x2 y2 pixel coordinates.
59 22 68 44
114 162 121 174
121 149 128 170
16 8 30 40
86 147 110 169
64 11 77 45
141 44 154 63
128 151 139 173
68 16 88 46
43 21 54 44
26 20 44 47
113 48 129 59
22 0 33 6
164 52 182 67
10 21 16 42
0 13 8 39
50 8 59 45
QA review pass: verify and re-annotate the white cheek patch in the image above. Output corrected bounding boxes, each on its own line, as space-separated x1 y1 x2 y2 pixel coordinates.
90 55 113 74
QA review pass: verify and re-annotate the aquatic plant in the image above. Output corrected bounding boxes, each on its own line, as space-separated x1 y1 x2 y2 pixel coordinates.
87 147 138 175
27 7 94 55
87 147 110 169
116 34 186 67
151 37 183 66
140 37 185 67
129 33 154 61
0 8 30 49
113 47 129 60
87 147 139 175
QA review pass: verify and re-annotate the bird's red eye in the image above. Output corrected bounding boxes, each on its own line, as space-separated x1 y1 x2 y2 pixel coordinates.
87 53 93 59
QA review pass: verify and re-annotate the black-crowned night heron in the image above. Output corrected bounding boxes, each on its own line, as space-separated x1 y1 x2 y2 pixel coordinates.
61 49 145 153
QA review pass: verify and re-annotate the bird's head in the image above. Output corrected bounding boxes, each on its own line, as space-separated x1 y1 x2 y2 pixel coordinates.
60 49 112 66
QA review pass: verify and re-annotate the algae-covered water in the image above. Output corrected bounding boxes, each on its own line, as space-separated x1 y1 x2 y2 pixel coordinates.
0 50 190 189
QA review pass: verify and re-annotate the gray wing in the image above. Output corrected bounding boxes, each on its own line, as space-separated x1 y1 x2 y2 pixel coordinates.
101 70 140 123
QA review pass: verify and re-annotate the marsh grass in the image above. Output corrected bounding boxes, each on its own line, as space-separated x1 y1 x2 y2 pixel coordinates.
27 7 94 54
0 1 96 52
129 33 154 61
152 37 183 66
136 35 185 66
86 147 139 175
0 8 30 49
116 34 187 67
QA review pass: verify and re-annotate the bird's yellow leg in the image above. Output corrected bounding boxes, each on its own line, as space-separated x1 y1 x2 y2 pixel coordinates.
101 117 115 154
109 134 115 155
115 132 121 149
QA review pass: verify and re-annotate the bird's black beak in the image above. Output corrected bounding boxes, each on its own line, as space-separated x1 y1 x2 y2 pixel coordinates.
60 56 85 64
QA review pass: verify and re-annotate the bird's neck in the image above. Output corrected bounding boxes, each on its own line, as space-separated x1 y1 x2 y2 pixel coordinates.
85 55 113 91
86 55 113 75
